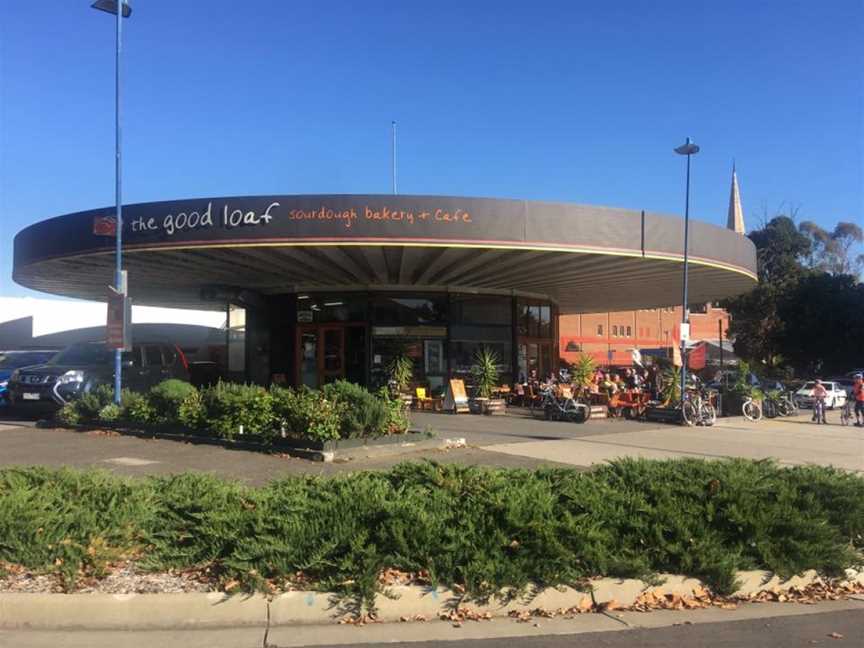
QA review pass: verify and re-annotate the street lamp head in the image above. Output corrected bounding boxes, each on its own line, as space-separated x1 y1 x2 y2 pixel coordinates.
91 0 132 18
674 137 700 156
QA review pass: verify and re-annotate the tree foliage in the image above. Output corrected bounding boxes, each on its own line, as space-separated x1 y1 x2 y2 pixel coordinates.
775 274 864 375
798 220 864 276
723 214 864 375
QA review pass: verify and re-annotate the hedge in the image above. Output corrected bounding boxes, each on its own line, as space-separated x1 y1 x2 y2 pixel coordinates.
0 459 861 608
55 379 409 442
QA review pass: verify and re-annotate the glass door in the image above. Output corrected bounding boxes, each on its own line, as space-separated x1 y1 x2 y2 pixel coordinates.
296 325 347 388
320 326 345 384
299 328 318 388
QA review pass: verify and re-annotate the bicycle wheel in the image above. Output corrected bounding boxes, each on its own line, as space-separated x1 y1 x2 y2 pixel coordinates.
775 398 791 417
563 399 588 424
783 397 799 416
700 403 717 426
681 401 698 426
743 400 762 421
530 398 547 420
573 398 592 422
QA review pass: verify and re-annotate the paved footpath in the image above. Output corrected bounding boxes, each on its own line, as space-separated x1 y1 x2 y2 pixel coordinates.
1 411 861 483
1 601 861 648
478 414 864 472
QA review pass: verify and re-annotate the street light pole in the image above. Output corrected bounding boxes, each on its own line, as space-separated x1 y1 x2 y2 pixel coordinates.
674 137 700 402
391 120 397 195
92 0 132 404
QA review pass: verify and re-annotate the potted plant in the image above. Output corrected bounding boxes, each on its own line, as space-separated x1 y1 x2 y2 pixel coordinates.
720 360 763 417
386 352 414 409
660 364 682 407
470 346 505 415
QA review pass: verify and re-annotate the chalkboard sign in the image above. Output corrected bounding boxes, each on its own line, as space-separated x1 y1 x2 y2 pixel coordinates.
443 379 470 414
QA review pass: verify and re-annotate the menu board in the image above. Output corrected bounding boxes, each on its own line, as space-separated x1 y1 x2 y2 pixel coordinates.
444 379 469 413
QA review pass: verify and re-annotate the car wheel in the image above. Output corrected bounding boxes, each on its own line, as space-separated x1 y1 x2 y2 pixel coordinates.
829 398 835 410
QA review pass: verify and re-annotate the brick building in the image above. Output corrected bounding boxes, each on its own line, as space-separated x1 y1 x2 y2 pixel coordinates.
560 165 746 368
559 303 730 366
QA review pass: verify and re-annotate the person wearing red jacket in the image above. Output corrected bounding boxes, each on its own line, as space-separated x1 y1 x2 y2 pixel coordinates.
853 373 864 427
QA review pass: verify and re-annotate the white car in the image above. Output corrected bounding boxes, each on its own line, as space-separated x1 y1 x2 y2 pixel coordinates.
795 381 847 410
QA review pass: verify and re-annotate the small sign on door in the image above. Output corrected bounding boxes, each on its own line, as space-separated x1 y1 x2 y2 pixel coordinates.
297 310 313 323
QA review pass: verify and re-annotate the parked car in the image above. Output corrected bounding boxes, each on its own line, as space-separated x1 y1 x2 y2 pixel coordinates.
794 381 847 410
0 349 60 407
6 341 190 413
829 377 856 400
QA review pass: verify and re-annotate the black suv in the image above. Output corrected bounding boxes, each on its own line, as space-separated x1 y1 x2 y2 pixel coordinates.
7 341 190 413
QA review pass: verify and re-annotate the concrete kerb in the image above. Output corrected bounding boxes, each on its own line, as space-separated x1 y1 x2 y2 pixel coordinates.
2 569 860 631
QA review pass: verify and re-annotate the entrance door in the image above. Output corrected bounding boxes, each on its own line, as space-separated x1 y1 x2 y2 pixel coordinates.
320 326 345 385
296 325 346 388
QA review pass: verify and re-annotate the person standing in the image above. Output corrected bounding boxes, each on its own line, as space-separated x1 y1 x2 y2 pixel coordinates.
853 373 864 427
812 379 828 424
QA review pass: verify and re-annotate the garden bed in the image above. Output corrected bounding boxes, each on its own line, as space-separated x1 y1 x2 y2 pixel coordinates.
49 420 436 461
52 379 414 460
1 459 861 611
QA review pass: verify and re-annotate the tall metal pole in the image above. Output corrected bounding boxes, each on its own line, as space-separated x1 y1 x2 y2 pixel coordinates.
113 0 124 404
680 150 690 400
718 317 724 384
391 120 397 195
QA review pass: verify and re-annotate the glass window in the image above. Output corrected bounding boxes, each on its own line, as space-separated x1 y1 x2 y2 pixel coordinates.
597 324 603 336
612 325 618 337
626 326 632 337
144 345 162 367
450 324 511 343
228 305 246 373
372 295 447 325
0 351 57 368
538 305 551 338
370 337 424 390
297 294 366 323
450 341 512 388
451 294 511 325
517 299 554 339
52 343 115 366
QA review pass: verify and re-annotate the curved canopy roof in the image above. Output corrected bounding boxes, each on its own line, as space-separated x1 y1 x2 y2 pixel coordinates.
13 194 757 312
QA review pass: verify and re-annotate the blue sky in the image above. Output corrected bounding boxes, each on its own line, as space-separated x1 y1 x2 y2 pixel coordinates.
1 0 861 297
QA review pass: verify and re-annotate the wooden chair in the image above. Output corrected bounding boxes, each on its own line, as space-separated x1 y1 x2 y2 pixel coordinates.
414 386 435 411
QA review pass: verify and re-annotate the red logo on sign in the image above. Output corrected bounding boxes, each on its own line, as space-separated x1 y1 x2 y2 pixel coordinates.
93 216 117 236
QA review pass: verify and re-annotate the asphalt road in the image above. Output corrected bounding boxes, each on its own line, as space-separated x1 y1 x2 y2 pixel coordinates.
308 609 864 648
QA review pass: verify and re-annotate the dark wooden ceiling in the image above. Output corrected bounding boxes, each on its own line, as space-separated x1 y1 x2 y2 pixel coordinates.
13 243 756 313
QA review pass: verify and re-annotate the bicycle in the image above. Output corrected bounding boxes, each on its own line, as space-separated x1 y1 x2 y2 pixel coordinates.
839 400 853 426
780 390 799 416
530 384 589 423
742 395 762 421
681 383 716 426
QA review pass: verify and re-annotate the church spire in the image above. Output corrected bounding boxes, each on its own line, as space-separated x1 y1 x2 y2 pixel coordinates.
727 161 745 234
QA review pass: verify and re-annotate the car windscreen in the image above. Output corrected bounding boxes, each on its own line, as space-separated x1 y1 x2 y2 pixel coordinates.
801 382 815 390
0 351 57 369
50 344 116 366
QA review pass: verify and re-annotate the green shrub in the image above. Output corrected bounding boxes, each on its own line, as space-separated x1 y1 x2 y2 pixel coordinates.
379 387 409 434
149 380 198 425
98 403 122 423
200 382 274 441
76 384 115 422
321 380 389 438
120 389 156 425
270 386 344 442
177 391 206 430
0 460 862 603
55 402 81 427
